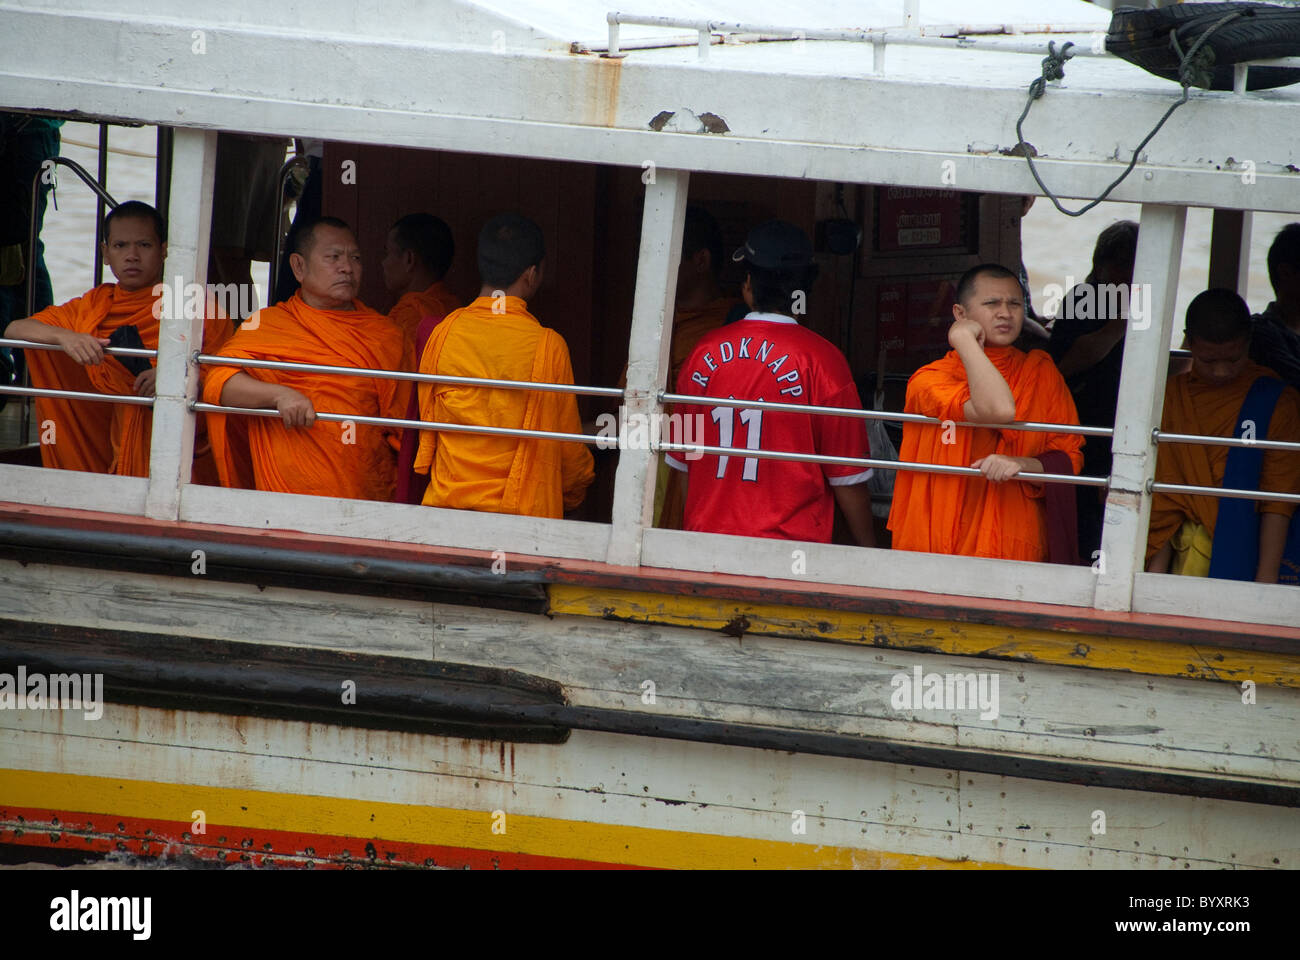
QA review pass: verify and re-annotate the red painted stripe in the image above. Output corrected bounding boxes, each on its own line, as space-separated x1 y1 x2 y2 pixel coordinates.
0 805 650 870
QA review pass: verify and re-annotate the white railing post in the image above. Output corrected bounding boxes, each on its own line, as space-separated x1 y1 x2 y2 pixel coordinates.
605 168 689 567
145 127 216 521
1094 203 1186 611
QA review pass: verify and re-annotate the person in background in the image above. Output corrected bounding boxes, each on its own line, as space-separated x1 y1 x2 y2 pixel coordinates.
1047 219 1139 559
1250 222 1300 392
381 212 460 504
1147 289 1300 584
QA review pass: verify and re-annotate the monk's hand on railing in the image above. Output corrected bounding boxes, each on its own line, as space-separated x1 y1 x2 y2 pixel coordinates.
971 453 1026 483
59 330 111 366
133 368 157 398
274 386 317 428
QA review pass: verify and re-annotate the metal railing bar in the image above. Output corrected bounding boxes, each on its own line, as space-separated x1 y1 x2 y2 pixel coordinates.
195 353 626 398
0 385 154 406
655 440 1108 486
1155 430 1300 453
0 337 157 360
660 391 1112 437
187 400 1107 486
1148 480 1300 505
191 402 606 446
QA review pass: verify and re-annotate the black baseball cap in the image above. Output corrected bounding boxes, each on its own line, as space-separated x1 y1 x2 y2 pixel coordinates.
732 220 814 271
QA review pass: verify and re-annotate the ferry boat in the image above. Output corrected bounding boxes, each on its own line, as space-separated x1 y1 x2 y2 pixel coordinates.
1 0 1298 870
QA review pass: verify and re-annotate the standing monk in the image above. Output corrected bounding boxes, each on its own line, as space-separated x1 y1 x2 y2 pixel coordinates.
201 216 412 501
381 213 460 353
888 263 1084 561
415 213 593 518
380 212 461 503
5 201 233 479
1146 289 1300 583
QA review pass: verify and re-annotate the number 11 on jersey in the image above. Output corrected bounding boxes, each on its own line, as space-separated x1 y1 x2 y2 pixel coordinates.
711 402 764 481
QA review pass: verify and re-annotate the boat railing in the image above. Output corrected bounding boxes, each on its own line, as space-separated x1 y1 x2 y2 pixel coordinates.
0 337 156 409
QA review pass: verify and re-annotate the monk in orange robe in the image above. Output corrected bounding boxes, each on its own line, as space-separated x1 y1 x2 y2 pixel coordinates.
380 212 462 503
5 201 232 479
416 213 593 518
1146 289 1300 583
618 206 743 528
888 263 1084 561
202 216 412 501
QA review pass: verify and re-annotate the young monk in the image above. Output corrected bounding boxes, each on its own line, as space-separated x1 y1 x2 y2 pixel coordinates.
201 216 412 501
415 213 593 518
888 263 1084 561
380 212 461 503
1147 289 1300 583
5 201 233 479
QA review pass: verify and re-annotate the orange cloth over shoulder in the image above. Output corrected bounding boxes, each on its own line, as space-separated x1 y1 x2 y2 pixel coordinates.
25 283 233 479
394 282 461 504
888 346 1084 561
200 292 411 501
1147 361 1300 561
388 281 461 352
415 295 594 518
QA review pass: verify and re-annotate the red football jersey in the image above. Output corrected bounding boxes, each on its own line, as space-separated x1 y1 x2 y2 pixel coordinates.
665 313 871 542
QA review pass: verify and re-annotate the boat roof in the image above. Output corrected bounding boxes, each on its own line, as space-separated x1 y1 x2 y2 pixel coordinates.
2 0 1298 211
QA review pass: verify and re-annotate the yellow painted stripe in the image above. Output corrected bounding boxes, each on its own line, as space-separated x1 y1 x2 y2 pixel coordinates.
548 584 1300 688
0 768 1010 870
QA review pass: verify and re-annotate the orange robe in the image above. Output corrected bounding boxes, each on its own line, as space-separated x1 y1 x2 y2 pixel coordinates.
888 346 1084 561
415 295 594 518
388 281 461 352
25 283 232 479
618 296 742 529
201 292 411 501
1147 361 1300 561
393 283 461 504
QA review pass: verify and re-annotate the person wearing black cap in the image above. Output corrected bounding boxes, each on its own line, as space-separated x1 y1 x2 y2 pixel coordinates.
664 220 875 546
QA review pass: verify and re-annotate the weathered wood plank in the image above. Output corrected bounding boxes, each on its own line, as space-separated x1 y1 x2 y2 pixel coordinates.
0 560 434 658
179 483 610 561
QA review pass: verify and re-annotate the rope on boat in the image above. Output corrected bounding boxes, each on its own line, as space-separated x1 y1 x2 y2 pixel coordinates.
1015 10 1245 217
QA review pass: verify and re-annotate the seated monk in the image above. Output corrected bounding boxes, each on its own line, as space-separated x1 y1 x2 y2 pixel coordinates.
888 263 1084 561
379 212 461 503
416 213 594 518
1146 289 1300 584
201 216 412 501
619 205 745 529
4 200 232 479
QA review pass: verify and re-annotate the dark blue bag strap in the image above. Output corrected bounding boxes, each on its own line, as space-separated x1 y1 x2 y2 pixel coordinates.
1209 376 1286 581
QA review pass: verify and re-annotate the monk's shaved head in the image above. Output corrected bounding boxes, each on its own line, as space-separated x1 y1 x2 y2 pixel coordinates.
1185 288 1251 344
478 214 545 289
294 215 355 258
955 263 1020 306
104 200 166 244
